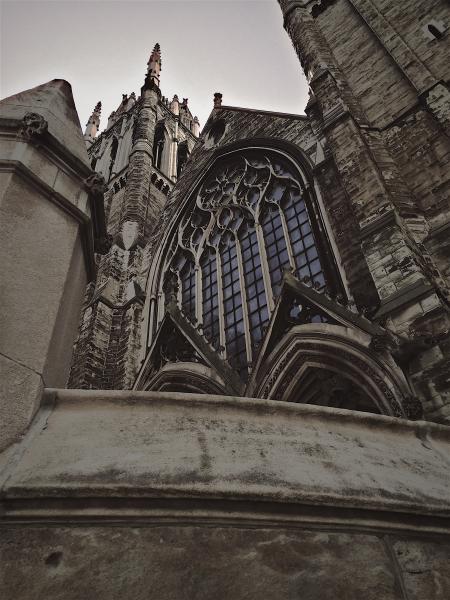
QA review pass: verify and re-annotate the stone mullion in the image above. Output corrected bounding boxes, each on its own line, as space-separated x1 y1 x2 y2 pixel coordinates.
255 222 275 314
279 206 296 272
195 263 202 326
235 236 253 368
215 249 227 358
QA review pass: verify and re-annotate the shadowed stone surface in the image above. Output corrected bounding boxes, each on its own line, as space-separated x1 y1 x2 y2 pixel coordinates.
0 527 402 600
0 354 43 454
0 78 102 451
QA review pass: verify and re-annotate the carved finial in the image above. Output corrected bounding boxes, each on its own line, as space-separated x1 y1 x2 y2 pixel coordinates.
84 102 102 146
214 92 223 108
170 94 180 115
84 173 107 197
146 42 162 87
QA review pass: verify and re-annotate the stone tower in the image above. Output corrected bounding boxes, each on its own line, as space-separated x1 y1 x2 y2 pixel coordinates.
69 44 199 389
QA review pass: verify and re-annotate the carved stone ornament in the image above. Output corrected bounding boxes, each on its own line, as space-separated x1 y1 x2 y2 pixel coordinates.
94 234 112 255
84 173 107 197
259 340 406 418
163 269 179 305
21 112 48 139
369 332 398 353
403 395 423 420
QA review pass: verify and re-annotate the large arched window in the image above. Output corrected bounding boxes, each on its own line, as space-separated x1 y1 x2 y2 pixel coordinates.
162 149 338 379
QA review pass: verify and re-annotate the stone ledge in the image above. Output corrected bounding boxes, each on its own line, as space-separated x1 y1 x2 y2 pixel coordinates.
375 280 434 318
1 389 450 527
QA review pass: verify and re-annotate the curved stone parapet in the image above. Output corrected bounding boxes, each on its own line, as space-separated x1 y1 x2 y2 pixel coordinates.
2 388 450 517
1 389 450 599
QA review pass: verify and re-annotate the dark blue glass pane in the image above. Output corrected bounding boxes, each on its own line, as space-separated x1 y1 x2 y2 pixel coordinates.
282 188 327 291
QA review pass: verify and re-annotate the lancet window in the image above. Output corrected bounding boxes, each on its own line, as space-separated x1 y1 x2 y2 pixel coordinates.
163 149 337 379
153 121 167 172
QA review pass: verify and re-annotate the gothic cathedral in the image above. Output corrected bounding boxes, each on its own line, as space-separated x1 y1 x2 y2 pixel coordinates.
1 2 450 598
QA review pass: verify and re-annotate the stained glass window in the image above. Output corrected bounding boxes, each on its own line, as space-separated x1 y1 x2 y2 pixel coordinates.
239 223 269 351
201 248 220 346
180 259 196 321
163 149 336 379
221 238 247 375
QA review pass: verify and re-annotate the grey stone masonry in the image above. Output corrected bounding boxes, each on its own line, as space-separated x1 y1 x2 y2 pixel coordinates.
69 54 198 390
278 0 450 421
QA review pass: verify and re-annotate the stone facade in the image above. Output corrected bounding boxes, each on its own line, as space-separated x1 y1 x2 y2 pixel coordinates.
66 2 450 425
277 0 450 421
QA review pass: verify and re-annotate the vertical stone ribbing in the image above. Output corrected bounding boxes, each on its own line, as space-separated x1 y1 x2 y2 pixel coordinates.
119 86 158 247
347 0 450 136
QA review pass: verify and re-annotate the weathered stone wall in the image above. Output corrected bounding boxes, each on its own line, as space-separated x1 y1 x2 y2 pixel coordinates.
278 0 450 421
2 526 450 600
70 1 450 420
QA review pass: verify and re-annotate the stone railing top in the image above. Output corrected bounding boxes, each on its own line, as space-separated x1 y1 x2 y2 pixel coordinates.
1 389 450 527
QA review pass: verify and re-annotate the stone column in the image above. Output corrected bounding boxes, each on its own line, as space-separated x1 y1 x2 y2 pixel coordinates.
0 79 105 451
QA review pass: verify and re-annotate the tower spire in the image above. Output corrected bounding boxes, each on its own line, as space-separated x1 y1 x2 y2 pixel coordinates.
84 101 102 147
146 43 162 88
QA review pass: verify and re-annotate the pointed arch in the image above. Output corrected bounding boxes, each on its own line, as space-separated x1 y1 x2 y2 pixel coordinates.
141 140 346 381
143 362 227 394
253 323 413 417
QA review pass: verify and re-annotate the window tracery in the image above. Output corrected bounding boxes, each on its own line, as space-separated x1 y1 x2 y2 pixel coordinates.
162 149 336 379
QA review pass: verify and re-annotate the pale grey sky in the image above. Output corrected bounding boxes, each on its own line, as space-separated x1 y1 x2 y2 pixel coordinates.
1 0 309 134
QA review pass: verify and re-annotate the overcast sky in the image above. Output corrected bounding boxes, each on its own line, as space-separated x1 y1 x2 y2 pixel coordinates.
1 0 309 134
